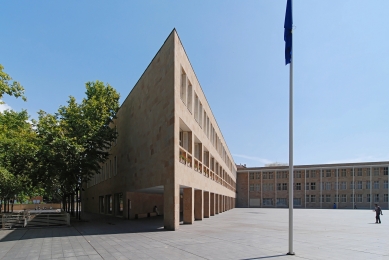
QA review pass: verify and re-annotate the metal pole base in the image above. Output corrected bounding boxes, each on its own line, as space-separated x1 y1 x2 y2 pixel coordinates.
287 252 295 255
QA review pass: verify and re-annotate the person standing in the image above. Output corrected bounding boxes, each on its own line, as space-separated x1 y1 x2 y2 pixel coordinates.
333 203 336 209
374 204 383 224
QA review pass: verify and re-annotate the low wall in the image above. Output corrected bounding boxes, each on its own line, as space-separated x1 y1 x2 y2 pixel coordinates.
11 204 61 211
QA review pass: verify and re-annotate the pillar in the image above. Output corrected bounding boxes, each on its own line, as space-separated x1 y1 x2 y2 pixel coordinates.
219 194 222 213
194 189 203 220
204 191 210 218
210 193 215 216
164 182 179 230
183 187 194 224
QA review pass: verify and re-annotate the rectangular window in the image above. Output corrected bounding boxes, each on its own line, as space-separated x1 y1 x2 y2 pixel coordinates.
367 194 371 203
357 168 363 176
350 194 355 203
250 173 254 179
255 172 260 179
310 182 316 190
373 167 379 176
255 184 260 191
311 170 316 178
374 181 379 189
269 172 274 179
106 195 112 214
187 83 193 113
310 195 316 203
262 172 268 179
249 184 254 192
366 181 371 189
341 169 347 177
115 193 123 216
341 194 347 203
194 94 199 122
350 181 354 190
334 169 339 177
277 183 282 191
99 196 105 213
296 183 301 190
357 194 363 203
269 184 274 191
263 198 273 206
320 195 324 203
180 71 187 104
384 180 388 189
334 194 339 203
294 198 301 206
326 194 331 202
366 168 371 176
199 102 203 127
276 172 281 179
374 194 379 202
294 171 302 178
341 181 347 190
305 195 310 203
334 182 339 190
306 183 310 191
306 171 309 178
326 169 331 177
384 167 388 176
357 181 362 190
326 182 331 190
384 194 388 202
282 183 288 190
276 198 287 207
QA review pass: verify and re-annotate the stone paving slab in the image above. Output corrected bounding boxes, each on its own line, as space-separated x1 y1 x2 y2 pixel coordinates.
0 208 388 259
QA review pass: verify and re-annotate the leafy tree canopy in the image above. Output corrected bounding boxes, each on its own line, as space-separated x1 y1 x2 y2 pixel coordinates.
0 64 26 103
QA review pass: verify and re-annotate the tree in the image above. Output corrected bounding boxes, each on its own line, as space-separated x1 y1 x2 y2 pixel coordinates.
0 110 37 212
0 64 26 103
35 81 120 215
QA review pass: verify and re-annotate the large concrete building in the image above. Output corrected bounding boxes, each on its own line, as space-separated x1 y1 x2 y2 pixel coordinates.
237 161 389 210
83 29 237 230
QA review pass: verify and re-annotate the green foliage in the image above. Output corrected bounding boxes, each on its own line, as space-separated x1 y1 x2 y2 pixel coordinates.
0 64 26 103
35 81 120 197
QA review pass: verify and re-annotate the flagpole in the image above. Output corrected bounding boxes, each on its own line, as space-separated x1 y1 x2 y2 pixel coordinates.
287 0 294 255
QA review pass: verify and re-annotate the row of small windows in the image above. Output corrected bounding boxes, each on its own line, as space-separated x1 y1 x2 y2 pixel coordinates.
87 156 118 188
261 194 388 206
180 69 234 173
249 180 389 191
249 167 388 180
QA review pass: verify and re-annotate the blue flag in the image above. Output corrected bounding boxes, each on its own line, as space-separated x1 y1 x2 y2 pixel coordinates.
284 0 293 65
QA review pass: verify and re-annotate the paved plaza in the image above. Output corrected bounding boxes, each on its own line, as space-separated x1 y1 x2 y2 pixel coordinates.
0 208 387 260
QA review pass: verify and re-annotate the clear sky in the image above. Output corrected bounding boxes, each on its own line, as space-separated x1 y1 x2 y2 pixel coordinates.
2 1 388 167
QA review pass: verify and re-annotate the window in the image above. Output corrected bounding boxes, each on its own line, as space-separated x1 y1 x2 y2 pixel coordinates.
357 181 362 190
340 181 347 190
357 194 363 203
350 181 354 190
306 171 309 178
263 198 273 206
373 167 379 176
294 171 302 178
341 169 347 177
366 168 370 176
374 181 379 189
334 182 339 190
326 194 331 203
367 194 371 203
310 195 316 203
115 193 123 216
277 198 287 207
305 183 310 191
282 183 288 190
187 83 193 113
326 169 331 177
374 194 379 202
282 171 288 179
180 71 187 104
384 180 388 189
250 173 255 179
276 172 281 179
384 167 388 176
311 170 316 178
326 182 331 190
295 183 301 190
357 168 363 176
256 172 260 179
334 194 339 203
334 169 339 177
269 172 274 179
277 183 282 191
262 172 268 179
384 194 388 202
106 195 112 214
194 94 199 122
305 195 310 203
269 184 274 191
249 184 254 192
366 181 371 189
320 195 324 203
341 194 347 203
294 198 301 206
350 194 355 203
349 168 354 176
99 196 105 213
255 184 260 192
310 182 316 190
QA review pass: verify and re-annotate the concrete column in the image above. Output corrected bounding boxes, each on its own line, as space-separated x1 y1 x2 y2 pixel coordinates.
194 190 203 220
204 191 210 218
210 193 215 216
222 195 225 212
164 182 179 230
219 195 223 213
215 194 219 214
183 187 194 224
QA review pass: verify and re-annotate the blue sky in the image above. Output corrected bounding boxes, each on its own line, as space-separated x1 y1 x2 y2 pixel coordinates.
2 1 389 167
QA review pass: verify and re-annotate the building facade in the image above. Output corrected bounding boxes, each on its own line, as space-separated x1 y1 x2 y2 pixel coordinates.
83 29 237 230
237 162 389 210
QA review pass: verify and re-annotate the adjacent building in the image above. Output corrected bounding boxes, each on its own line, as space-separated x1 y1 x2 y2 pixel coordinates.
83 29 237 230
237 161 389 209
